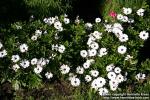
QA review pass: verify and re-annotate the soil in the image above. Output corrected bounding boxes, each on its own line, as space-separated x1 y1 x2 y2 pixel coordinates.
0 80 73 100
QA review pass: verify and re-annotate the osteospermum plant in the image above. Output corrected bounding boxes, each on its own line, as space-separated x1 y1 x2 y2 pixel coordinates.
0 4 150 97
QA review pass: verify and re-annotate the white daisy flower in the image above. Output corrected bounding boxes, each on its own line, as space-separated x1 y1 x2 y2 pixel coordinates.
141 74 146 79
112 28 123 37
125 55 133 60
76 66 84 74
107 72 116 80
106 64 115 72
57 27 63 32
135 73 146 80
91 79 100 90
109 80 118 86
88 49 97 57
83 61 91 69
109 79 119 91
117 14 124 20
89 42 99 50
119 34 128 42
35 30 42 37
122 16 128 22
31 58 38 65
86 59 95 64
80 50 88 58
34 65 43 74
128 18 134 23
60 64 70 74
91 77 106 90
68 73 77 81
49 53 56 59
114 67 121 74
19 44 28 53
87 38 93 46
12 64 20 72
58 44 65 53
85 23 93 30
11 55 20 63
123 7 132 15
91 31 102 39
105 24 112 32
87 36 96 45
0 49 7 58
44 17 55 25
110 84 118 91
20 59 30 68
139 31 149 40
137 8 145 16
0 42 3 49
54 21 62 30
43 18 48 23
117 45 127 54
98 87 109 96
45 72 53 79
85 75 92 82
31 35 38 41
96 77 106 87
52 44 59 51
37 58 47 66
113 23 123 30
64 18 70 24
116 74 124 83
90 70 99 77
70 77 80 87
95 18 101 23
47 17 56 25
75 16 80 24
98 48 107 57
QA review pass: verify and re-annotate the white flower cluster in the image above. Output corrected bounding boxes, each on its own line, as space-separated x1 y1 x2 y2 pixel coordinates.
58 10 149 95
117 8 149 40
91 77 107 95
0 6 149 97
11 44 53 79
52 44 66 53
83 59 94 69
117 7 145 23
105 23 129 45
31 30 42 41
44 15 70 32
33 58 49 74
80 30 108 58
31 30 48 41
106 64 125 91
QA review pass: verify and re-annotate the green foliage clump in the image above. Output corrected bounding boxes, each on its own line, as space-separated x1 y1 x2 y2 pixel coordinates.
24 0 71 18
